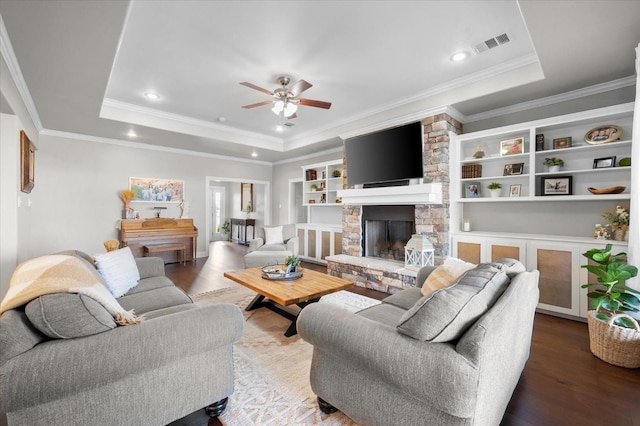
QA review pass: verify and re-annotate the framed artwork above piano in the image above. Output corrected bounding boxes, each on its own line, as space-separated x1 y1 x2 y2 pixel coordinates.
119 218 197 264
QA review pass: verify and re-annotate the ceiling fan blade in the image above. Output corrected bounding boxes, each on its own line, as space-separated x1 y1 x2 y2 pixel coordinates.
289 79 312 97
298 98 332 109
242 100 273 109
240 82 274 96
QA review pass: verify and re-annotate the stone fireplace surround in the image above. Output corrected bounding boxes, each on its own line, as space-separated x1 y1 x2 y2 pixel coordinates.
326 113 462 294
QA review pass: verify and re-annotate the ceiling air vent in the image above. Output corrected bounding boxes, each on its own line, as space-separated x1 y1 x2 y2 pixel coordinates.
474 33 511 54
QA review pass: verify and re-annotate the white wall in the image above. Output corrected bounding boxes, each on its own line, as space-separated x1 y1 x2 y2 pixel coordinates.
17 133 272 261
0 113 20 297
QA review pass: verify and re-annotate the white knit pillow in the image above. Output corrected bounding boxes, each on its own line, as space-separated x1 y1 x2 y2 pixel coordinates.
264 226 284 245
94 247 140 297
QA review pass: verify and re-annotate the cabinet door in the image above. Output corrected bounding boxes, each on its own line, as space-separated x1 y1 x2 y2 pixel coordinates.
451 235 484 264
488 238 526 263
527 241 581 316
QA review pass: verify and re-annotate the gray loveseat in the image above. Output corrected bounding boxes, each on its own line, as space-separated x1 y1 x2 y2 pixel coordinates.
0 251 243 425
298 259 540 426
244 224 299 268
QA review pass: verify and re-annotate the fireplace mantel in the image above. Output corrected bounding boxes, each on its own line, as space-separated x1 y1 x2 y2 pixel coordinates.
337 183 442 205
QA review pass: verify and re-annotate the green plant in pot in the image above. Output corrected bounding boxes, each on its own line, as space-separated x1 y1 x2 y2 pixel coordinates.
332 169 342 178
544 157 564 171
487 182 502 190
221 219 231 234
581 244 640 367
285 255 300 274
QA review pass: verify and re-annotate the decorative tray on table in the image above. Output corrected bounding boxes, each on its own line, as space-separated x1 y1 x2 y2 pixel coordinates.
261 265 303 281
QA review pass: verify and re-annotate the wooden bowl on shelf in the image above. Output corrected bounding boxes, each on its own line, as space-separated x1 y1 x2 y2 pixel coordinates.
587 186 626 195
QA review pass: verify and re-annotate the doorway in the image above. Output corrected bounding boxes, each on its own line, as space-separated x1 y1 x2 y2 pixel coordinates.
209 185 227 242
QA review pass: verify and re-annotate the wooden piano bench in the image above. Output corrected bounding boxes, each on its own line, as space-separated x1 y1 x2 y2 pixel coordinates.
143 243 186 265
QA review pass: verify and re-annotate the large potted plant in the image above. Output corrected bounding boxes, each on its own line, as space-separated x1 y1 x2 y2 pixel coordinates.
581 244 640 368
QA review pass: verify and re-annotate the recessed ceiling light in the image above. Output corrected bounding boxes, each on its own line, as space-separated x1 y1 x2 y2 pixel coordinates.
450 51 471 62
218 117 227 122
127 130 137 138
144 92 160 100
251 152 258 158
275 125 284 132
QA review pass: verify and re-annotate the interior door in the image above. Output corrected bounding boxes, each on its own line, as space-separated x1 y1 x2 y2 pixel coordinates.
210 185 227 241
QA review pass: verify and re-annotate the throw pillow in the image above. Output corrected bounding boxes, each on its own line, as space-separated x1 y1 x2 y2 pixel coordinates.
420 257 476 297
94 247 140 297
398 263 510 342
26 293 116 339
493 258 526 278
264 226 284 245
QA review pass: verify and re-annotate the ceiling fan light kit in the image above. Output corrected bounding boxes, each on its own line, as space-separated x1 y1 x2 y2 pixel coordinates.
241 75 331 121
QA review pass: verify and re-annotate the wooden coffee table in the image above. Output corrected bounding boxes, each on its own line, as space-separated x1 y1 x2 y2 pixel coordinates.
224 267 353 337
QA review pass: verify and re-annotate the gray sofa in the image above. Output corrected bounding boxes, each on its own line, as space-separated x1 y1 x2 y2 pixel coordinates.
0 251 244 426
298 259 540 426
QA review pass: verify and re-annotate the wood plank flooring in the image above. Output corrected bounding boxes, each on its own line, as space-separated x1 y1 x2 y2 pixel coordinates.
167 242 640 426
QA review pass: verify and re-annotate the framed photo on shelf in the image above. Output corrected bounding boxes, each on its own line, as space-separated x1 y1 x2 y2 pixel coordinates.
500 137 524 156
541 176 573 196
509 184 522 197
593 156 616 169
584 125 622 145
503 162 524 175
464 182 481 198
553 137 572 149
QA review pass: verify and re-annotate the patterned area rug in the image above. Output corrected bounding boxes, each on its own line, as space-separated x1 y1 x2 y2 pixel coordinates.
193 285 374 425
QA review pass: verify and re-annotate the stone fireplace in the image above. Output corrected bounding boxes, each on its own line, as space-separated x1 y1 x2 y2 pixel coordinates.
327 112 462 294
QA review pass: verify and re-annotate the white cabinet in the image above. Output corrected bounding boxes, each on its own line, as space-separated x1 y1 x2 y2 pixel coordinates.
297 224 343 264
451 232 629 319
302 160 344 206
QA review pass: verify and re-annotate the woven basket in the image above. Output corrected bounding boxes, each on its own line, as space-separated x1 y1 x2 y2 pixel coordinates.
587 311 640 368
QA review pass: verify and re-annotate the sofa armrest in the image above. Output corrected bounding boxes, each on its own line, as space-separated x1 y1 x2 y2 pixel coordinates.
285 236 299 256
2 303 244 414
297 303 477 418
248 237 264 252
135 256 165 279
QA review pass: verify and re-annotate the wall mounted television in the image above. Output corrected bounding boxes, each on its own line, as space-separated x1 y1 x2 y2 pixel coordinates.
345 121 424 187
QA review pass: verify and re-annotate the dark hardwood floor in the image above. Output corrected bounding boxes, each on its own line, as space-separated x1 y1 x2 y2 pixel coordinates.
167 242 640 426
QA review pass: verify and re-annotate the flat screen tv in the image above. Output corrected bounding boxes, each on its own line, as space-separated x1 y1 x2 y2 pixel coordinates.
345 122 424 186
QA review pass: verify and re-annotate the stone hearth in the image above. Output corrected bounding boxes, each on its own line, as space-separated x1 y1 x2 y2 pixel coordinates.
327 255 418 294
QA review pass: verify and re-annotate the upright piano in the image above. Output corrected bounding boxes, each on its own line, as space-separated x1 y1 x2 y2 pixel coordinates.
119 218 198 264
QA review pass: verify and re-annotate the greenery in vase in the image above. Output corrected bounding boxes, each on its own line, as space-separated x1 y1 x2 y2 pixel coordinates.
285 255 300 273
310 184 318 191
332 169 342 178
488 182 502 190
602 205 630 229
581 244 639 328
221 219 231 234
544 157 564 167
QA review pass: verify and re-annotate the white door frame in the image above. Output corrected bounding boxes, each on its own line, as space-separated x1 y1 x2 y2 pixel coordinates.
288 177 303 224
205 176 271 257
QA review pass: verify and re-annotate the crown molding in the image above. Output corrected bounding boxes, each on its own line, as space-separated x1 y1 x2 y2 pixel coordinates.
0 14 43 132
271 146 344 166
40 128 273 165
462 75 636 123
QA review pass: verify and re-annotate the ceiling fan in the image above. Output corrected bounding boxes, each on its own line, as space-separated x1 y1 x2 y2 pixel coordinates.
240 76 332 119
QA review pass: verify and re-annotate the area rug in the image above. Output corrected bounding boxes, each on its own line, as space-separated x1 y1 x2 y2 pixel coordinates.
193 285 371 425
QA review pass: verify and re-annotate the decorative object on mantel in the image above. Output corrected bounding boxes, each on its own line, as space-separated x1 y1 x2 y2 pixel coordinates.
588 186 626 195
602 205 630 241
119 190 135 219
581 244 639 368
404 234 434 268
584 124 623 145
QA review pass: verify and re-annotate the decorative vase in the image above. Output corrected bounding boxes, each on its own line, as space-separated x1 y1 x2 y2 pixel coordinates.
548 165 560 173
489 189 501 198
613 227 625 241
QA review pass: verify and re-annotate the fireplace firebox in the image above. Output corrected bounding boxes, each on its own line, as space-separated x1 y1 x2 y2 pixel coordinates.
362 205 415 261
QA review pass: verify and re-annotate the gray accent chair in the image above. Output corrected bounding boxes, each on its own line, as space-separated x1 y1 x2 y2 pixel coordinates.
244 224 299 268
298 259 540 426
0 252 244 425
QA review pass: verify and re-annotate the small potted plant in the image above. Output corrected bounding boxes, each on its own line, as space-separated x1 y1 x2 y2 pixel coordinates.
285 255 300 274
332 169 342 178
544 157 564 172
310 183 318 192
220 219 231 240
581 244 640 368
487 182 502 198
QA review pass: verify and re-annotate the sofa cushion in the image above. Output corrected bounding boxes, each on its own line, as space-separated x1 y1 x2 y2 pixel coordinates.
397 264 510 342
420 257 476 296
259 243 288 251
0 309 46 364
382 287 423 310
494 258 526 278
94 247 140 297
117 285 192 314
25 293 116 339
264 225 284 245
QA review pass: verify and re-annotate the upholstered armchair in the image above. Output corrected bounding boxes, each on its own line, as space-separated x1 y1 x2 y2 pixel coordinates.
244 224 299 268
